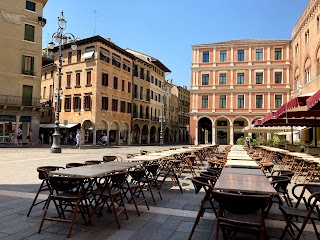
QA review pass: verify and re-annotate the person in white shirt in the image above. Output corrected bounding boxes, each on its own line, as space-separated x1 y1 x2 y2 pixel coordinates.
101 134 108 146
75 130 81 149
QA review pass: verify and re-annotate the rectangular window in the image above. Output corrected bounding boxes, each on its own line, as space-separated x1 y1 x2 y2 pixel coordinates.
86 71 91 86
73 96 81 111
68 52 72 64
128 82 131 93
202 95 208 108
112 99 118 111
102 73 108 86
275 72 282 84
140 86 143 100
220 50 227 62
237 49 244 61
77 50 81 62
113 76 118 89
134 65 138 77
76 72 81 86
202 74 209 85
219 95 226 108
256 95 263 108
112 55 121 68
127 102 132 113
100 49 110 63
219 73 227 85
237 73 244 84
275 95 282 108
26 1 36 11
305 30 310 44
84 95 91 110
121 79 125 91
66 74 71 88
140 67 145 80
274 48 282 60
133 84 138 98
146 89 150 101
120 101 126 113
202 51 209 63
237 95 244 108
256 72 263 84
102 97 108 110
64 96 71 111
255 48 263 61
22 55 34 75
43 86 46 98
24 24 35 42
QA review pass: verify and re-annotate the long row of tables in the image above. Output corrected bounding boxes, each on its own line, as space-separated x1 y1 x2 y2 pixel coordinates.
214 145 277 195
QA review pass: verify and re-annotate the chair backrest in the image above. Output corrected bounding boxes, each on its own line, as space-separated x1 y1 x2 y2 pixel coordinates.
128 169 145 183
84 160 102 165
140 150 150 155
37 166 64 180
47 176 86 194
212 191 272 216
66 163 85 168
103 156 118 162
191 176 211 194
145 164 160 177
270 175 291 192
199 171 218 186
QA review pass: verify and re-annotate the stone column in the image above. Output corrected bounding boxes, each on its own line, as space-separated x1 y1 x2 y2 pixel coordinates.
194 124 198 145
15 115 20 145
30 115 40 145
230 124 234 145
212 125 216 145
93 129 97 146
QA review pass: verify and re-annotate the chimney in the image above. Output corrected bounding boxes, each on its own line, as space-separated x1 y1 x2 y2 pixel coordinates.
106 38 111 41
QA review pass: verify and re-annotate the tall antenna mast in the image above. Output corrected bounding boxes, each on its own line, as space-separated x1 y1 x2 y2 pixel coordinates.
93 10 97 36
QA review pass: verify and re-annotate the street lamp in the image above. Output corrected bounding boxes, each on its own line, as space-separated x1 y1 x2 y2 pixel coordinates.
159 83 167 145
48 11 77 153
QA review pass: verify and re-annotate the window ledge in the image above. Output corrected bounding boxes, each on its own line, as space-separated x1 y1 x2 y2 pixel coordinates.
23 40 36 44
74 85 81 88
64 109 71 112
85 84 92 87
65 87 72 89
74 109 81 112
84 108 91 111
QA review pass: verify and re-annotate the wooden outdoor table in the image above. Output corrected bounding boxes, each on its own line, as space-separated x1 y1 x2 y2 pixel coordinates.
227 155 252 160
129 155 163 162
49 166 114 178
219 172 268 181
214 174 277 195
225 160 260 168
221 168 265 176
103 161 141 168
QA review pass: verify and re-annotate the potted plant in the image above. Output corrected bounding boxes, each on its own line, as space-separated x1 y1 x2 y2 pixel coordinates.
287 140 304 152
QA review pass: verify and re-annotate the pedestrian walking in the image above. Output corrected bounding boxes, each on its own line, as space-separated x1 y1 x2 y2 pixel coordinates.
39 133 44 144
27 130 33 146
75 130 82 149
17 127 22 146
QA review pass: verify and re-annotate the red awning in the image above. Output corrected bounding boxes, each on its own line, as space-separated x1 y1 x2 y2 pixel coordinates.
307 90 320 111
253 119 262 127
274 94 312 118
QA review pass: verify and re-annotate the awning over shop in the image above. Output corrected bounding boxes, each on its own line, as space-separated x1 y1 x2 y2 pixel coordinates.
40 123 79 129
274 92 315 118
307 90 320 111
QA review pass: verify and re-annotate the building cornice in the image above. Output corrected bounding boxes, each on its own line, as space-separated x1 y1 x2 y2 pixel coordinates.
292 0 320 41
191 63 290 72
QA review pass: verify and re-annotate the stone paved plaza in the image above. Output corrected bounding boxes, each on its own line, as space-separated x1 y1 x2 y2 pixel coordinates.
0 145 317 239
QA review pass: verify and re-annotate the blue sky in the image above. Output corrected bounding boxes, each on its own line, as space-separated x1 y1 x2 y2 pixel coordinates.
43 0 310 88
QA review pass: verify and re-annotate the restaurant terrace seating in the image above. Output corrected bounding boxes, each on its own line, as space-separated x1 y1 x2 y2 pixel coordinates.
102 155 122 162
27 166 64 217
38 177 92 238
189 176 217 240
84 160 102 165
89 171 129 228
141 163 162 205
213 191 272 240
279 184 320 240
123 169 150 215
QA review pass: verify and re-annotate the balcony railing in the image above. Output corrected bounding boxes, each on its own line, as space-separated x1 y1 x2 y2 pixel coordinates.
0 94 41 107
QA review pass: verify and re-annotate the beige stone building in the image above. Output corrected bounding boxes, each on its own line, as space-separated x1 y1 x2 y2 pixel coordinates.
177 85 190 142
0 0 47 144
41 36 134 145
125 49 172 144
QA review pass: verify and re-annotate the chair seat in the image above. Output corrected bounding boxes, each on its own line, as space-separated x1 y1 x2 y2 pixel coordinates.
280 205 319 220
93 188 120 197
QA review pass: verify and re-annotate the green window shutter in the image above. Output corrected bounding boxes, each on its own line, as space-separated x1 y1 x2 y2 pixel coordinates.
24 25 34 42
30 57 34 75
22 55 25 74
